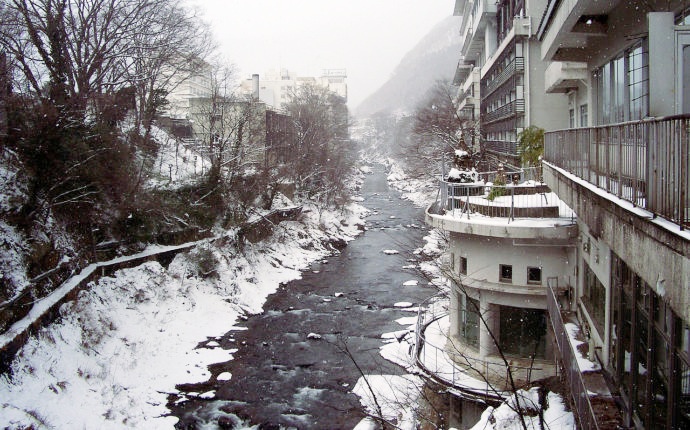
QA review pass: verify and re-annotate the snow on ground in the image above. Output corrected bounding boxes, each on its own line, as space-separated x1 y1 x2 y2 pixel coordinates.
0 201 367 429
385 161 437 208
564 323 601 372
352 374 424 430
145 124 207 188
467 388 575 430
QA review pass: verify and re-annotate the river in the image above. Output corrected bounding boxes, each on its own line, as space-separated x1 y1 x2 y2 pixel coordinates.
171 165 439 429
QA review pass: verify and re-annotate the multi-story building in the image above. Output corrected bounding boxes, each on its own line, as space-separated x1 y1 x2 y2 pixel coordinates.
241 69 347 110
420 1 689 428
452 0 569 169
418 165 578 427
537 1 690 428
164 61 213 120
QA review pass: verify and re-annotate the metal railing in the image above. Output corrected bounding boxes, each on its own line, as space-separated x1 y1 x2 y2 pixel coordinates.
484 99 525 123
482 57 524 98
414 295 541 401
544 115 690 229
435 170 575 221
546 278 600 430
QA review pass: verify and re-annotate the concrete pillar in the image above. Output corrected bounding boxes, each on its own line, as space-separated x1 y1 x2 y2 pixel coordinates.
485 21 497 64
479 300 497 358
648 12 675 117
449 284 461 339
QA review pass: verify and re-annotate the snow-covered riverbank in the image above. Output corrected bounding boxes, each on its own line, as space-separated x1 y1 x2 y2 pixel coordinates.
0 200 367 429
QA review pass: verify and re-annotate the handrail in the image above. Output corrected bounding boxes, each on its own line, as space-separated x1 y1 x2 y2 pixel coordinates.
546 279 600 430
414 294 542 401
483 99 525 123
434 178 575 221
544 115 690 229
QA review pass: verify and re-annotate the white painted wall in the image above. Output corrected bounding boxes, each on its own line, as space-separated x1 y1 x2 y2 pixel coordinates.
449 232 575 287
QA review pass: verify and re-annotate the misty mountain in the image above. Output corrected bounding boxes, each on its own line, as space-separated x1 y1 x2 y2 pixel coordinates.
354 15 462 118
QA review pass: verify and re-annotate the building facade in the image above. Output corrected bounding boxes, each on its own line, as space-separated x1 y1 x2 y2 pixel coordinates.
453 0 570 169
538 1 690 428
419 165 578 427
241 68 348 110
420 1 690 428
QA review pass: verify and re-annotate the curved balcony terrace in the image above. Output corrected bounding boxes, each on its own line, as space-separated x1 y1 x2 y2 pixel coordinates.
426 169 577 239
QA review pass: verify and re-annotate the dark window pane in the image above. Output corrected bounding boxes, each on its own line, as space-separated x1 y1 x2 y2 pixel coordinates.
499 305 546 359
527 267 542 284
500 264 512 283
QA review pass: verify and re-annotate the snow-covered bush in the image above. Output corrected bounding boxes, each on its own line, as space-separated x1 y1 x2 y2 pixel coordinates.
446 167 478 183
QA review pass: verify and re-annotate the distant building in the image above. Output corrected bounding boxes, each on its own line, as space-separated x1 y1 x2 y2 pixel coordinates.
240 68 347 109
164 61 212 120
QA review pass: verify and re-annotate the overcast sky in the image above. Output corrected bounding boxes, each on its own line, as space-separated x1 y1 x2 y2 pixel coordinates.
191 0 453 110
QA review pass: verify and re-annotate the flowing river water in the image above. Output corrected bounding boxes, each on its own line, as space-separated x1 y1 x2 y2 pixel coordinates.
171 165 439 429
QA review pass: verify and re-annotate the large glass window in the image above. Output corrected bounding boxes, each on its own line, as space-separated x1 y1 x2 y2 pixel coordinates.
583 262 606 334
459 293 479 348
499 306 546 359
610 253 690 428
595 42 649 125
580 104 588 127
628 45 649 121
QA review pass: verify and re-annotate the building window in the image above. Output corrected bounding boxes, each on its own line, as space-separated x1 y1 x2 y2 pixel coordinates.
527 267 542 285
595 41 648 125
579 104 588 127
609 254 690 428
499 264 512 283
569 108 575 128
583 262 606 333
499 305 546 358
450 253 455 271
460 257 467 275
459 293 479 349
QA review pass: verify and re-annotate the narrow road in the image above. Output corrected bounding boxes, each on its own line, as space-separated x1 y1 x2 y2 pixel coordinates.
171 165 436 429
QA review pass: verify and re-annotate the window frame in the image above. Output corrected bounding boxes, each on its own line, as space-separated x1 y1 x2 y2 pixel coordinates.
460 256 468 275
527 266 542 285
499 264 513 283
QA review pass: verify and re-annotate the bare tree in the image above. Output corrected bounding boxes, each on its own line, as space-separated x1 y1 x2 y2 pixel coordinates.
188 61 265 188
402 80 480 179
0 0 212 128
282 83 354 206
0 0 213 217
125 3 214 146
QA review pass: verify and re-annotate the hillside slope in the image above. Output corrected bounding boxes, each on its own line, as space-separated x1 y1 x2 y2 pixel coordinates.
355 15 462 117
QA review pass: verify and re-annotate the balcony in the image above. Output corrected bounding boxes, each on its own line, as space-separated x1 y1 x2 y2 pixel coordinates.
483 99 525 124
482 57 524 99
453 62 474 86
544 115 690 229
434 180 574 220
414 295 535 401
544 61 587 93
461 0 497 59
